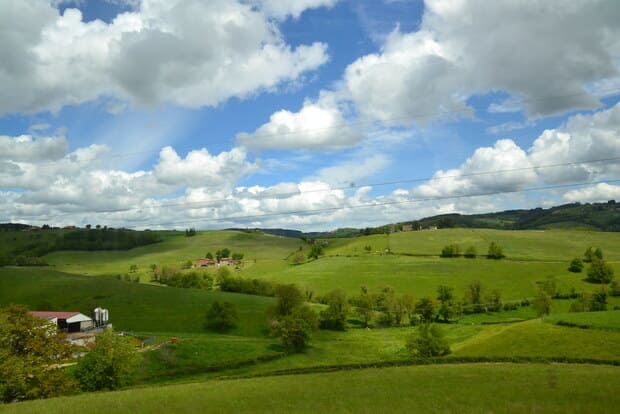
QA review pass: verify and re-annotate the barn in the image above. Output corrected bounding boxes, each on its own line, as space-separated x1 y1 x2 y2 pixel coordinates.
30 311 94 333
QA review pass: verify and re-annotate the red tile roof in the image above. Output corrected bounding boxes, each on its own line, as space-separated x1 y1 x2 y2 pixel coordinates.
30 311 80 320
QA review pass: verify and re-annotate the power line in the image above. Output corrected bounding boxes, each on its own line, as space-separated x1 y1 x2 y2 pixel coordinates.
25 156 620 220
122 178 620 229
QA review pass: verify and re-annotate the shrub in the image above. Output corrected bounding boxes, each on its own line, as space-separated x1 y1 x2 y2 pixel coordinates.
406 324 451 358
487 242 505 259
205 301 238 332
587 258 614 284
568 258 584 273
464 246 477 258
440 244 460 258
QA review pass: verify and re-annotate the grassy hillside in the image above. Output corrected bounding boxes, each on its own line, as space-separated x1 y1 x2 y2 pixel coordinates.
0 267 274 336
453 319 620 361
546 310 620 330
3 364 620 414
44 230 300 278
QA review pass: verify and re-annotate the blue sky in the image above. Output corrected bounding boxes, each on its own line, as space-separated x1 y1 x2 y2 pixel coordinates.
1 0 619 230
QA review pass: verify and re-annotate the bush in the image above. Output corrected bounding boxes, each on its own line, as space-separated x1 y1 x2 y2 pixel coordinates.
487 242 505 259
587 258 614 284
271 306 318 353
440 244 460 258
568 258 584 273
406 324 451 358
464 246 477 258
205 301 238 332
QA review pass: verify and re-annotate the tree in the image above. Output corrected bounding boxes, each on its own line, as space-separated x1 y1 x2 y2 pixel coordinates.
319 289 350 330
270 305 318 353
587 258 615 284
350 290 375 327
274 284 304 316
231 252 244 261
440 244 460 258
414 297 436 323
292 251 306 264
205 252 214 260
464 280 484 312
0 305 78 402
487 242 505 259
436 285 456 322
205 301 238 332
74 329 142 391
307 244 324 260
406 324 451 358
532 290 552 316
568 258 584 273
584 247 603 263
464 246 477 258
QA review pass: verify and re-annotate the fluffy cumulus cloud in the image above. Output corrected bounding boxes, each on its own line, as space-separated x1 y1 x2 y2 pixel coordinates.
237 92 362 150
343 0 620 124
0 0 329 114
154 146 258 189
564 184 620 203
412 102 620 200
250 0 338 20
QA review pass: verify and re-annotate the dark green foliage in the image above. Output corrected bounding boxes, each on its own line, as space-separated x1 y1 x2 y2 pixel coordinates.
440 244 460 258
14 256 48 266
215 248 231 262
532 290 552 316
349 289 375 327
486 242 505 259
185 228 197 237
463 280 484 313
0 305 78 402
74 329 142 391
217 270 276 297
231 252 244 261
464 246 477 258
307 244 324 260
406 324 451 358
205 252 213 260
414 297 436 323
587 258 615 284
319 289 349 330
568 258 584 273
205 301 238 332
436 285 458 322
274 284 305 316
584 247 604 263
54 228 161 252
270 305 318 353
157 269 213 289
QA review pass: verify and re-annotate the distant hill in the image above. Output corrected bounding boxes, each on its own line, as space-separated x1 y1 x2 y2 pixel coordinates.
412 201 620 232
238 201 620 239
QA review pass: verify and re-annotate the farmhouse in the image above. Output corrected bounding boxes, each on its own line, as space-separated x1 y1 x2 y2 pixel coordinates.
30 311 93 333
194 258 217 268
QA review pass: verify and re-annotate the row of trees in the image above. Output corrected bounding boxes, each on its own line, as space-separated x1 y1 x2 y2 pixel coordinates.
150 264 214 289
440 241 504 259
205 248 244 262
0 305 141 403
568 247 615 284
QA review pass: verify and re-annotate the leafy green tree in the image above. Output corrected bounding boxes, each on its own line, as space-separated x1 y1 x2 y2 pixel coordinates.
307 244 324 260
292 251 306 264
205 252 214 260
440 244 460 258
414 297 436 323
584 247 603 263
0 305 77 402
485 289 503 312
231 252 244 261
271 305 318 353
539 276 558 297
568 258 584 273
205 301 238 332
319 289 350 330
464 246 477 258
406 324 451 358
350 290 375 327
487 242 505 259
274 284 305 316
464 280 484 312
74 329 142 391
587 258 615 284
129 264 138 273
532 290 552 316
436 285 457 322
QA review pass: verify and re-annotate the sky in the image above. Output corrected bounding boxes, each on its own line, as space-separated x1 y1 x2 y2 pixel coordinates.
1 0 620 231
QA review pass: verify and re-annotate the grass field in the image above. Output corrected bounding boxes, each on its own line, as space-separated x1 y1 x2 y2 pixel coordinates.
0 267 274 336
453 319 620 361
546 310 620 330
3 364 620 414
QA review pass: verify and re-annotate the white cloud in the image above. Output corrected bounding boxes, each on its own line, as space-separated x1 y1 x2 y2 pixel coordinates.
154 146 258 190
343 0 620 125
237 92 362 150
564 183 620 203
311 154 389 187
251 0 338 20
0 0 329 114
0 135 67 162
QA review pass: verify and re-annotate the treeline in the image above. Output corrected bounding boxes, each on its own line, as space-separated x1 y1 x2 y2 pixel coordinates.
0 228 162 267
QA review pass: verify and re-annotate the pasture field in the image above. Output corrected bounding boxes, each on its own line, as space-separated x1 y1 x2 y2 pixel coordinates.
0 267 274 336
3 364 620 414
453 319 620 361
546 310 620 330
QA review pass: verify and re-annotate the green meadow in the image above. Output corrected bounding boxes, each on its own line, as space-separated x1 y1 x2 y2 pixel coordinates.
3 364 620 414
2 227 620 411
